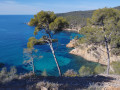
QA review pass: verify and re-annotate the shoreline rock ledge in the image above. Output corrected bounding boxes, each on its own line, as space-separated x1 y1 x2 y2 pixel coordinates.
66 39 77 48
67 40 120 65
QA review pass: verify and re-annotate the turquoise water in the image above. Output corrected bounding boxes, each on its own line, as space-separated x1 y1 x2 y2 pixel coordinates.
0 15 98 76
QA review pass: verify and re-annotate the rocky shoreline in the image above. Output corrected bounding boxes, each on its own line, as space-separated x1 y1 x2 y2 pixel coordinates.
63 28 79 33
66 40 120 65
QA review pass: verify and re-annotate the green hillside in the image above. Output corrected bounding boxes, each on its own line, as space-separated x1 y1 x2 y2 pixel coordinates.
57 6 120 28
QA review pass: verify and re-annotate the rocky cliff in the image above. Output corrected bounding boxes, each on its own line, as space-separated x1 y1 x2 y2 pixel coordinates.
66 39 78 48
66 40 120 65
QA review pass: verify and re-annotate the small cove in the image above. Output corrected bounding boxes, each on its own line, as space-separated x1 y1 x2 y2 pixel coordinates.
0 15 99 76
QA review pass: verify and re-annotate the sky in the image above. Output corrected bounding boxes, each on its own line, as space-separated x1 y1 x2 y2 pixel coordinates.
0 0 120 15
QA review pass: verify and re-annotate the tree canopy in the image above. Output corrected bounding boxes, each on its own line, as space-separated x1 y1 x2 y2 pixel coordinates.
28 11 68 35
27 36 58 48
79 8 120 55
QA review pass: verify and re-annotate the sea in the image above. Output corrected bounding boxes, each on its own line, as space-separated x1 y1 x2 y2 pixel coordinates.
0 15 99 76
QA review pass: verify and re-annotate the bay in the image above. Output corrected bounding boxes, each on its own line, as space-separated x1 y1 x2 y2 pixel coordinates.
0 15 99 76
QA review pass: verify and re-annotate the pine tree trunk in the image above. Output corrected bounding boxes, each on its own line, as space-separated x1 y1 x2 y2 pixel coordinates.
104 35 110 75
49 42 62 76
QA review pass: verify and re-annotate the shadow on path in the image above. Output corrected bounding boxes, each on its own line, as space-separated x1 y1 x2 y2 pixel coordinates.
0 75 114 90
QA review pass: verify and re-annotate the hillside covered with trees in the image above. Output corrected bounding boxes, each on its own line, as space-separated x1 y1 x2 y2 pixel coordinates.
57 6 120 28
79 8 120 56
66 8 120 76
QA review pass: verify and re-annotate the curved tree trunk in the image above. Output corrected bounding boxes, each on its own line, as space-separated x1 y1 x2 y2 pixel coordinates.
49 42 62 76
44 24 62 76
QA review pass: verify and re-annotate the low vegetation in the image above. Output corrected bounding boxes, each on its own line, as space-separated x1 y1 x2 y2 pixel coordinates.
63 62 120 77
0 67 18 83
78 66 93 76
64 69 78 77
0 65 119 90
86 83 102 90
36 81 59 90
111 61 120 75
94 65 106 74
41 69 47 76
64 65 106 77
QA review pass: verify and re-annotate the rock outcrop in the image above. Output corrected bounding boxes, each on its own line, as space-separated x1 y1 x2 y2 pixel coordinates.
63 28 80 33
67 40 120 65
66 39 77 48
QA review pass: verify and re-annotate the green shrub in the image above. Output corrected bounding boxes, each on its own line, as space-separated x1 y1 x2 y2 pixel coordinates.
64 69 78 77
27 41 34 48
0 67 18 83
79 66 93 76
27 37 58 48
36 81 59 90
9 66 17 76
94 65 106 74
28 37 36 42
41 70 47 76
0 67 7 75
111 48 120 56
111 61 120 75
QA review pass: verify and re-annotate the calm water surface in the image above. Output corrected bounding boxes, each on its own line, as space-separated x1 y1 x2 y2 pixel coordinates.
0 15 99 76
